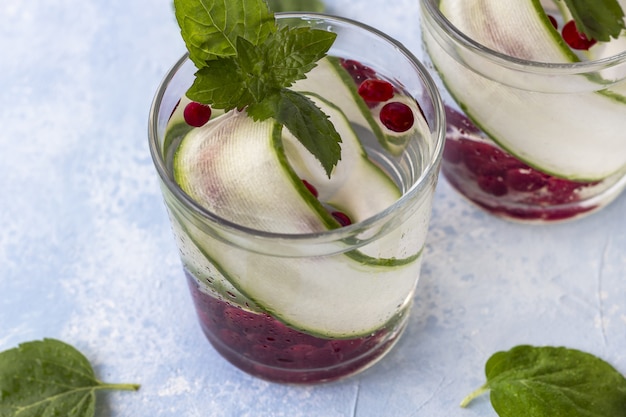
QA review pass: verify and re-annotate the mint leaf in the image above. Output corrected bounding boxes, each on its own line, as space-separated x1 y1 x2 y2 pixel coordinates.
187 27 336 111
266 0 325 12
177 0 341 175
262 26 337 87
249 89 341 176
174 0 276 67
461 345 626 417
187 55 253 110
0 339 140 417
560 0 625 41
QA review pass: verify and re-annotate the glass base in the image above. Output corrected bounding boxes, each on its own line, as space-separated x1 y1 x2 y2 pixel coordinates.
441 108 626 223
187 272 408 384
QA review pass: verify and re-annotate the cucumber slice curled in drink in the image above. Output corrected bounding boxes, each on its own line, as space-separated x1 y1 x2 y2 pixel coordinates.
280 92 401 224
168 208 263 312
170 89 425 338
424 0 626 181
174 111 331 234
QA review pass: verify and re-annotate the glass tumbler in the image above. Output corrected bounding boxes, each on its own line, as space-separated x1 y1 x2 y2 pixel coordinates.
420 0 626 222
149 13 445 384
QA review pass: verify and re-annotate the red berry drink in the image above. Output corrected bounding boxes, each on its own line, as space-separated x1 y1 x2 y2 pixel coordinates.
421 0 626 222
186 270 406 383
149 13 445 383
441 107 608 221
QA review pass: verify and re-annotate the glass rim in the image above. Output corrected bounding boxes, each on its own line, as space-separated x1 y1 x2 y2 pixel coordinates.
420 0 626 75
149 12 445 242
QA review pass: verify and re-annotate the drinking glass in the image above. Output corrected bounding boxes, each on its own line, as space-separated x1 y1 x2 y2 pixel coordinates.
149 13 445 383
420 0 626 222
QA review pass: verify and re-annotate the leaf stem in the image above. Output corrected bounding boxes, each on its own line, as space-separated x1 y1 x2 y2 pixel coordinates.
460 383 489 408
98 382 141 392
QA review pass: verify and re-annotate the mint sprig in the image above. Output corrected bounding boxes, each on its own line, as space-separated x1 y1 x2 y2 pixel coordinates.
174 0 342 177
561 0 626 41
461 345 626 417
0 339 139 417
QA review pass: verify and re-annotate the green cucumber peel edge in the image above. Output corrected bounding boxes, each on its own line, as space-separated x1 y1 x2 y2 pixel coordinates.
167 203 419 338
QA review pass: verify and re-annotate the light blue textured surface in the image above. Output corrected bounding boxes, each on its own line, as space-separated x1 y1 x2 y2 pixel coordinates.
1 1 625 416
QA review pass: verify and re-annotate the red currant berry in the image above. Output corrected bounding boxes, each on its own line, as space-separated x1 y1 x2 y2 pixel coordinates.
340 59 377 84
184 101 212 127
331 211 352 227
561 20 597 50
379 102 414 132
301 179 318 198
548 15 558 29
358 79 395 102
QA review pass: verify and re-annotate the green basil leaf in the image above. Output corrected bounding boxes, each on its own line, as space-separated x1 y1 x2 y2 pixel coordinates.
0 339 139 417
462 345 626 417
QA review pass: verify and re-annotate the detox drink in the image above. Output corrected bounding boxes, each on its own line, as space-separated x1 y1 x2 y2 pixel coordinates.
149 12 445 383
420 0 626 222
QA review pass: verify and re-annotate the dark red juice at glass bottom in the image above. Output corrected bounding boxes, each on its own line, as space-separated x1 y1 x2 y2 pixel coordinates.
441 107 598 221
186 271 401 384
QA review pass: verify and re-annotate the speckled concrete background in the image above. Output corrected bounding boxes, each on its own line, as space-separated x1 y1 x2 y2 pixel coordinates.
1 1 625 416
